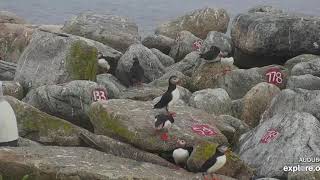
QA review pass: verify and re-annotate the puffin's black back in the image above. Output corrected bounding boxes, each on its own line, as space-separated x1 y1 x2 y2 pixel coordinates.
130 58 144 84
153 91 173 109
200 46 220 60
199 150 224 172
154 114 174 127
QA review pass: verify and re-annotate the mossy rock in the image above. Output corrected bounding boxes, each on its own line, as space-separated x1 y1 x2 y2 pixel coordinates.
187 141 254 179
66 40 98 81
5 96 82 146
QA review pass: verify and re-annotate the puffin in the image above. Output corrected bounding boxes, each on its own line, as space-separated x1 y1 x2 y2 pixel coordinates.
219 51 234 74
199 45 221 61
153 76 180 116
200 144 229 180
172 139 193 168
154 113 175 130
0 81 19 147
130 57 144 86
97 52 111 73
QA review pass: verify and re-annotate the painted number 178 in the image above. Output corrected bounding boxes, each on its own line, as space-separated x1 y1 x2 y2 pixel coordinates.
266 71 283 84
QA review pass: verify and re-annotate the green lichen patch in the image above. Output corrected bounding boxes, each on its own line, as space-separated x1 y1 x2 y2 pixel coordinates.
66 40 98 81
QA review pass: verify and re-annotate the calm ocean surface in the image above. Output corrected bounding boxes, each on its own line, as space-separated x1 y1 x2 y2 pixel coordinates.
0 0 320 36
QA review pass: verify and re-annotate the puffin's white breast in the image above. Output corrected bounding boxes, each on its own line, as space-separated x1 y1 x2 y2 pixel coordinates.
168 88 180 107
98 58 110 70
0 100 18 143
221 57 234 66
207 155 226 173
173 148 190 165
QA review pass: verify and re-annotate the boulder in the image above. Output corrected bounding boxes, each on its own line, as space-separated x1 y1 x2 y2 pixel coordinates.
262 88 320 121
231 99 244 119
200 31 233 57
2 81 23 100
284 54 319 72
37 24 63 34
0 23 33 63
241 82 281 128
142 34 174 54
237 112 320 178
0 146 208 180
0 11 26 24
248 5 284 14
14 31 98 92
191 65 287 99
151 48 175 67
0 60 16 80
97 73 126 99
62 12 140 52
231 7 320 68
189 88 232 116
187 141 254 180
166 51 202 77
17 137 42 147
287 74 320 90
115 44 165 86
291 58 320 76
149 70 191 88
88 99 228 152
5 96 82 146
155 7 230 39
169 31 202 61
23 80 106 131
289 171 320 180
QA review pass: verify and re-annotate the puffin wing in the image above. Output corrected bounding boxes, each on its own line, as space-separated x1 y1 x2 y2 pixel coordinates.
153 91 172 109
155 115 166 128
199 155 217 172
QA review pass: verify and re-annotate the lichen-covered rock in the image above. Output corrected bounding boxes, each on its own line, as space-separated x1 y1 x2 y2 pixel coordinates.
190 61 238 91
231 99 244 119
189 88 232 116
62 12 140 52
119 85 165 101
97 73 126 99
2 81 23 100
17 137 42 147
4 96 81 146
88 99 228 152
0 11 26 24
287 74 320 90
23 80 105 131
200 31 233 57
241 82 280 128
151 48 175 67
284 54 319 72
231 7 320 68
155 8 230 39
115 44 166 87
14 31 98 92
187 141 254 180
237 112 320 178
166 51 202 77
262 88 320 121
0 23 33 63
291 58 320 76
169 31 202 62
142 34 174 54
0 146 206 180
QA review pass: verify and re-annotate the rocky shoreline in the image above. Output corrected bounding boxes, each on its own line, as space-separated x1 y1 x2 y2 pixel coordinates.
0 5 320 180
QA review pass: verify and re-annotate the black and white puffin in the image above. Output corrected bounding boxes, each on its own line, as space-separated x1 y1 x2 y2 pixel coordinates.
154 113 175 130
97 52 111 73
130 57 144 86
200 144 229 180
0 81 18 147
153 76 180 116
172 139 193 167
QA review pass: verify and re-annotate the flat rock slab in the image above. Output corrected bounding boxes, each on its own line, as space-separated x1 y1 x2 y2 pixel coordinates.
89 99 228 152
0 146 210 180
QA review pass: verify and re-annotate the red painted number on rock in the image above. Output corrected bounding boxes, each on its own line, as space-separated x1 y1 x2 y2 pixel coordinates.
191 124 217 136
92 89 108 102
266 68 283 85
193 40 203 52
260 129 280 144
